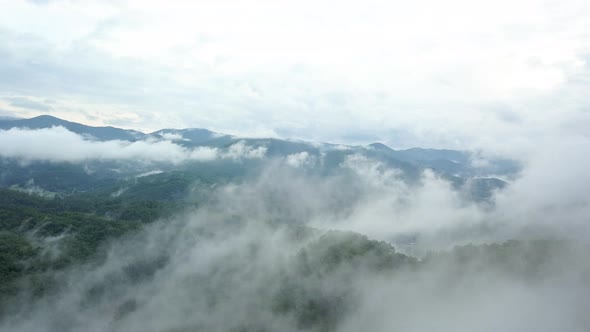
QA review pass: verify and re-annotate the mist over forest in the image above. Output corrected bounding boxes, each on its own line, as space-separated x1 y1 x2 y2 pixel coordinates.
0 115 588 332
2 0 590 331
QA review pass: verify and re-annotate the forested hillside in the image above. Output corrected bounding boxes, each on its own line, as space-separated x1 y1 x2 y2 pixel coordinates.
0 186 586 331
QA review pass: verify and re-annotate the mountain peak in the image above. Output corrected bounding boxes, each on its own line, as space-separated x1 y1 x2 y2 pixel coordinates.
368 142 394 151
26 115 70 125
31 115 60 120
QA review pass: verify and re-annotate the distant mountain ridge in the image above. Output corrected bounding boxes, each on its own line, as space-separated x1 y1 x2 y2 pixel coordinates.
0 115 473 155
0 115 520 185
0 115 145 141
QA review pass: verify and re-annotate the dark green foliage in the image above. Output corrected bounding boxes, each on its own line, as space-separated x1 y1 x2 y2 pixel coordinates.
271 231 417 331
0 159 121 192
272 277 351 331
0 188 177 307
0 232 37 294
301 231 417 274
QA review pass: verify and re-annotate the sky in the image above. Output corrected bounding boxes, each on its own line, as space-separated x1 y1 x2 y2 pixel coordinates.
0 0 589 150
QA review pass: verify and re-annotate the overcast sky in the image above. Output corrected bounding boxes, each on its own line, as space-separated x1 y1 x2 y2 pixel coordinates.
0 0 589 150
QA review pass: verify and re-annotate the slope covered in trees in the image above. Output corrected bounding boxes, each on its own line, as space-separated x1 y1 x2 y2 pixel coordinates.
0 187 584 331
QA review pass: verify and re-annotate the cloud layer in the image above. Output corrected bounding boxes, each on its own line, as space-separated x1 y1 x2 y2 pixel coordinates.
0 126 266 164
2 155 589 331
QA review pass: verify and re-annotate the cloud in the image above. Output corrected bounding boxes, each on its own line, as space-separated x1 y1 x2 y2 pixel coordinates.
0 109 18 119
1 2 589 329
0 127 266 164
493 135 590 235
306 155 488 250
285 151 314 168
6 97 53 111
2 155 589 331
0 119 589 332
1 124 586 250
0 0 589 148
224 140 267 160
25 0 58 5
158 132 184 141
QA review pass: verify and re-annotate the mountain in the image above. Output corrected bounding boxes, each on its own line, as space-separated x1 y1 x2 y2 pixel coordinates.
367 142 394 152
0 115 146 141
0 115 518 200
0 115 518 175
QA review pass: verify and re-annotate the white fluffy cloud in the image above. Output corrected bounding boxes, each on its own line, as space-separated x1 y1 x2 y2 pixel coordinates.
285 151 313 168
0 127 266 163
493 135 590 233
224 141 267 160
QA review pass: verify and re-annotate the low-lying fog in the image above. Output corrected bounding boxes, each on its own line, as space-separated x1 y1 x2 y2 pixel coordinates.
2 135 589 331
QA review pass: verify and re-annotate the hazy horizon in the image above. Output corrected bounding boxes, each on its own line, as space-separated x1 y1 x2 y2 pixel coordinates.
1 0 589 152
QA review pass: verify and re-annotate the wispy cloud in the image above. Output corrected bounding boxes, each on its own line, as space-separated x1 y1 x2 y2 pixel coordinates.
6 97 53 111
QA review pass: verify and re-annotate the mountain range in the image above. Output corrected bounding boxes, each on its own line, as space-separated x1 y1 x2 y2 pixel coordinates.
0 115 518 201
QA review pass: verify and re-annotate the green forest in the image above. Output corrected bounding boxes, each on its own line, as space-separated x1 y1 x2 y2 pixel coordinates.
0 187 582 331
